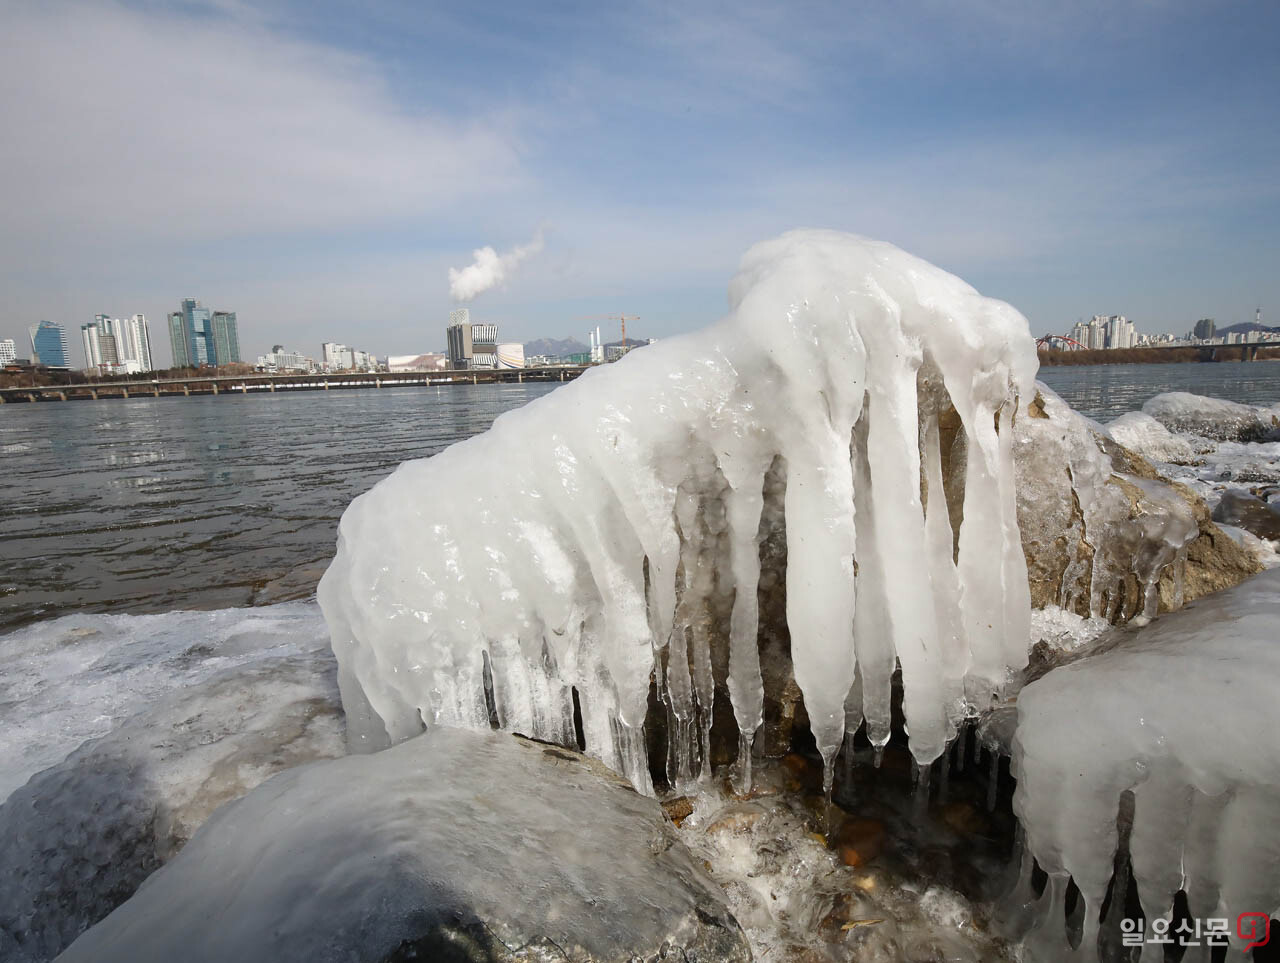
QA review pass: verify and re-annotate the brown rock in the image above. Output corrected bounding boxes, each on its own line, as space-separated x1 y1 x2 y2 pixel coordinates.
662 796 694 826
835 818 886 867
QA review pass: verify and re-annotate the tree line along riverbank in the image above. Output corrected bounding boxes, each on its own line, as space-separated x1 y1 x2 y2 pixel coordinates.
1038 345 1280 366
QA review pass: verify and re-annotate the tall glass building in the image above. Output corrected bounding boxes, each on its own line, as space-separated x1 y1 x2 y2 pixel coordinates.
28 321 70 369
168 299 240 367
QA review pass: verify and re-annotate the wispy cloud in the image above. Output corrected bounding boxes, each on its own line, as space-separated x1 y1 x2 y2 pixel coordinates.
0 0 525 245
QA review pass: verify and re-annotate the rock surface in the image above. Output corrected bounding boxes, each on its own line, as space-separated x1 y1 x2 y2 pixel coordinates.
1015 384 1258 622
1212 488 1280 541
0 654 344 963
56 728 750 963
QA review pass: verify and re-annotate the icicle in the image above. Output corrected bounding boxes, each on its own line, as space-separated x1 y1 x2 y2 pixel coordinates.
610 714 653 796
987 753 1000 812
913 762 932 822
733 728 754 796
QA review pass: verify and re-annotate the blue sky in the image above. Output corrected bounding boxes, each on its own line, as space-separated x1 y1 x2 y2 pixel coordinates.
2 0 1277 362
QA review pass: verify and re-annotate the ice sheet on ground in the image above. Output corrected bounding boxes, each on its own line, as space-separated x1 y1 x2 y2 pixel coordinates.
0 650 343 963
320 229 1038 789
1011 567 1280 959
55 728 749 963
0 602 329 803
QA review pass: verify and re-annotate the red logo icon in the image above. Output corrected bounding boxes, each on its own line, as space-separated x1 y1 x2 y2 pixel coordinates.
1239 913 1271 952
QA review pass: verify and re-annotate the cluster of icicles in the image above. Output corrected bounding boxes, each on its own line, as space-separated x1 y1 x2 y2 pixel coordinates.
319 230 1039 795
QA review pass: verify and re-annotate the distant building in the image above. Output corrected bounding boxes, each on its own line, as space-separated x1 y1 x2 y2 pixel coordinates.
1070 315 1134 350
0 339 15 366
495 343 525 369
168 299 240 367
446 310 499 369
321 341 376 371
387 353 448 372
82 314 154 374
28 321 70 369
256 345 314 373
1193 318 1216 341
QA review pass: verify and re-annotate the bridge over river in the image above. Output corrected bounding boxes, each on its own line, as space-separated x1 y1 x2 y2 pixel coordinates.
0 365 589 404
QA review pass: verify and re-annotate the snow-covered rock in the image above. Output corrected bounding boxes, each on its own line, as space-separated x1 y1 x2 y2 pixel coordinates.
1104 410 1200 464
56 728 751 963
320 230 1039 790
0 654 343 963
1010 567 1280 960
0 602 331 803
1142 391 1280 442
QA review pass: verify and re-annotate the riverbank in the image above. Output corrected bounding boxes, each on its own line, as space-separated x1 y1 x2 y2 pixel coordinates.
1038 345 1280 365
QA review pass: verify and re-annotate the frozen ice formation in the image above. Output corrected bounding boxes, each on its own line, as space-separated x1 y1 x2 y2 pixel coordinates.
1010 567 1280 960
1015 386 1202 623
319 230 1037 791
1105 410 1200 465
56 728 750 963
1142 391 1280 442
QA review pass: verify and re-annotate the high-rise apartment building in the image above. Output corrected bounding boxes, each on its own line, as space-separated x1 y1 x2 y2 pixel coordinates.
82 314 153 374
168 299 240 368
29 321 70 368
0 339 15 365
1070 315 1134 350
1193 318 1216 341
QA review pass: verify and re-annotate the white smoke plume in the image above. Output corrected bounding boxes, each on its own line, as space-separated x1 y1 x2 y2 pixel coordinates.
448 231 544 302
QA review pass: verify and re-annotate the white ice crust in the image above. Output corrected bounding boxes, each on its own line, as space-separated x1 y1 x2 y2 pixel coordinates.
1011 568 1280 958
1142 391 1280 442
319 230 1039 789
1105 410 1200 465
0 603 328 803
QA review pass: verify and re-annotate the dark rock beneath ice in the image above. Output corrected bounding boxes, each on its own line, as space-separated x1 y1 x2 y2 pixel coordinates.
56 728 750 963
1212 489 1280 541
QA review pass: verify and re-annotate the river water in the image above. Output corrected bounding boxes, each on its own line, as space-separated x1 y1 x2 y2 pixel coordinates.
0 384 557 632
2 362 1278 633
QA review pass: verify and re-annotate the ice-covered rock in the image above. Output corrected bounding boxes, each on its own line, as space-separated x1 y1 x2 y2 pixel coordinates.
56 728 750 963
0 602 330 802
320 230 1038 789
1104 410 1200 465
1010 568 1280 960
1015 385 1258 623
1142 391 1280 442
0 653 343 963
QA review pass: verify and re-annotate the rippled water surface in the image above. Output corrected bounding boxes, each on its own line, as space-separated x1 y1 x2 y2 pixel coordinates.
1037 360 1280 421
5 362 1280 633
0 384 557 632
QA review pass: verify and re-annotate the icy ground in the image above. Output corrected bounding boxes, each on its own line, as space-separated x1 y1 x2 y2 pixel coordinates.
0 602 329 803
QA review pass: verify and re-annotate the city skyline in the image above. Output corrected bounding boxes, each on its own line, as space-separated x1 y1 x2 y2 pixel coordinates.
2 1 1278 359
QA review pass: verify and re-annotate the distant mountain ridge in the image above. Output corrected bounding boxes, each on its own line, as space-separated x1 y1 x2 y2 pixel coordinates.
523 337 588 357
1217 322 1279 336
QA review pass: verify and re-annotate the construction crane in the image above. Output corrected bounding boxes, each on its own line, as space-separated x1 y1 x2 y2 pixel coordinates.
575 315 640 351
